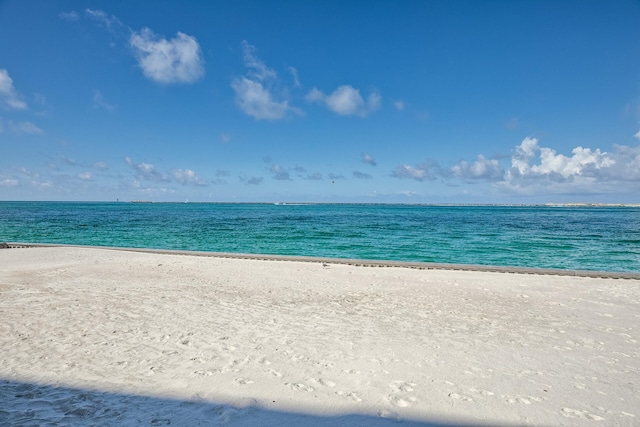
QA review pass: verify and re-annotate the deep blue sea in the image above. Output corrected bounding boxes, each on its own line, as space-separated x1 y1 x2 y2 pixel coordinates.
1 202 639 272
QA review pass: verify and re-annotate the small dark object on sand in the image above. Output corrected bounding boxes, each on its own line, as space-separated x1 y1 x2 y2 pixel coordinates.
0 242 10 249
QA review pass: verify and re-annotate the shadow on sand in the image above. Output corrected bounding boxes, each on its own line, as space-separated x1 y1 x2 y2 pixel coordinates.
0 378 528 426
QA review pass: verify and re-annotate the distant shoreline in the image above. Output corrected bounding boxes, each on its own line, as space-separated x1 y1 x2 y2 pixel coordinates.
2 200 640 207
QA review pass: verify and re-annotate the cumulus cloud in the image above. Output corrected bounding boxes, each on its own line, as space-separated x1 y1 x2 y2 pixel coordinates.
0 69 27 110
393 136 640 196
361 152 377 166
634 130 640 140
125 157 166 181
306 85 381 117
78 172 93 181
450 155 504 182
130 28 204 84
391 161 440 182
231 77 290 120
232 41 296 120
506 137 615 181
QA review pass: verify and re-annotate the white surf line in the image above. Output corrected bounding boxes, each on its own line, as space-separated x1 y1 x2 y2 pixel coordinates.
4 242 640 280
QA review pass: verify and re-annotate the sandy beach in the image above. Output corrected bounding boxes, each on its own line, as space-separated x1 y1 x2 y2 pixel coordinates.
1 246 638 426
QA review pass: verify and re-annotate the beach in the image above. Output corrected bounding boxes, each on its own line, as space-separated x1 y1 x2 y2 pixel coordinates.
1 246 638 426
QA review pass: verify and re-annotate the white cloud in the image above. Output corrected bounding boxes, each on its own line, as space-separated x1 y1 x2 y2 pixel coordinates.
232 41 296 120
85 9 123 31
361 152 377 166
306 85 381 117
125 157 208 187
394 100 405 111
634 130 640 140
0 69 27 110
125 157 166 181
130 28 204 84
288 66 301 88
497 138 640 195
241 41 276 81
78 172 93 181
172 169 207 186
450 154 504 182
231 77 290 120
506 137 615 180
0 178 18 187
391 162 439 181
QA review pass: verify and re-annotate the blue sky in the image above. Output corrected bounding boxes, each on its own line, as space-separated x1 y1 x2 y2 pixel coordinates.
1 0 639 203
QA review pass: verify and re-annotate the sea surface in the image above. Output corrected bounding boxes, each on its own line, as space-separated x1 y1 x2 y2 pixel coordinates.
1 202 639 273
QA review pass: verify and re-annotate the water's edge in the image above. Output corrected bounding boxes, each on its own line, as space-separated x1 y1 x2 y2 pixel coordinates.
6 242 640 280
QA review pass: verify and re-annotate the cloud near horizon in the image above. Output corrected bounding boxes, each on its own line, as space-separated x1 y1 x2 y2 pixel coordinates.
130 28 204 84
392 137 640 196
125 157 207 186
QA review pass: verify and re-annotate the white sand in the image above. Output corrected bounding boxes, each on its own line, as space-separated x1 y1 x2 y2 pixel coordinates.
1 247 638 426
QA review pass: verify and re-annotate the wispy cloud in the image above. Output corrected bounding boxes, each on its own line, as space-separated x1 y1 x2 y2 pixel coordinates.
361 152 376 166
59 11 80 21
1 119 44 135
85 9 123 32
353 171 372 179
306 85 381 117
0 69 27 110
394 100 405 111
130 28 205 84
92 90 116 110
245 176 264 185
231 41 297 120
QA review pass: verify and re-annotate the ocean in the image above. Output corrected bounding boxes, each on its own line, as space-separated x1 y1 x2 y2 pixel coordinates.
1 201 639 273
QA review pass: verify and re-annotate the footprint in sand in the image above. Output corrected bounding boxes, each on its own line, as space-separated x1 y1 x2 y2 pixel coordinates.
388 381 418 407
267 369 282 377
285 382 314 392
448 392 474 402
561 407 605 421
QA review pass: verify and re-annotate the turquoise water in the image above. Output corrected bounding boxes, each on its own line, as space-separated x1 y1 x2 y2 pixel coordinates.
1 202 639 272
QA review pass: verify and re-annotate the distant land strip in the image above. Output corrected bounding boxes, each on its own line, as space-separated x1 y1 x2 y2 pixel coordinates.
4 242 640 280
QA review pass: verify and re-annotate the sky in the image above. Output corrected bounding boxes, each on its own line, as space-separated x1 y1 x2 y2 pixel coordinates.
1 0 639 203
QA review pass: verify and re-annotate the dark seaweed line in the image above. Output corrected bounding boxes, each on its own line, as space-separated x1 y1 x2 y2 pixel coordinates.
4 242 640 280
